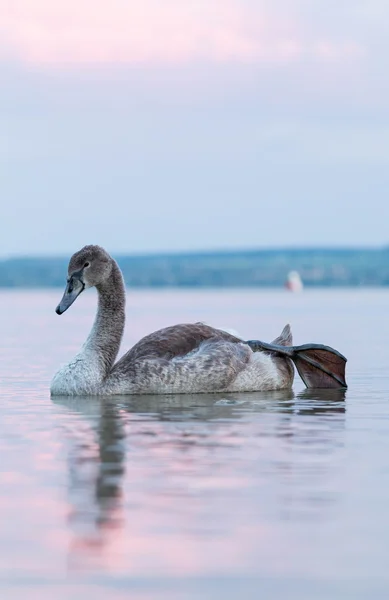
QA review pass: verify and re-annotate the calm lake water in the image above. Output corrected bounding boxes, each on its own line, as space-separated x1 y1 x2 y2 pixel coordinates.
1 288 389 599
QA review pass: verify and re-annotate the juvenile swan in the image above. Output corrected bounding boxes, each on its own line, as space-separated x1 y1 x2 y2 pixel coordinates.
51 245 347 396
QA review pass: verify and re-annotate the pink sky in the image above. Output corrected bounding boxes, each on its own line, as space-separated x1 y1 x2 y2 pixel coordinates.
0 0 364 67
1 1 387 254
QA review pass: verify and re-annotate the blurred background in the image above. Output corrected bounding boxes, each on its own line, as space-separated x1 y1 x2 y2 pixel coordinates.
1 0 388 282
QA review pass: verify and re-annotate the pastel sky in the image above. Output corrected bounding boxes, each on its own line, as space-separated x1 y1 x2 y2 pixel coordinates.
1 0 388 255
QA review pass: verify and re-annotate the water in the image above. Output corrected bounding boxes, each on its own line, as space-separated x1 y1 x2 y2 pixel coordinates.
1 288 389 599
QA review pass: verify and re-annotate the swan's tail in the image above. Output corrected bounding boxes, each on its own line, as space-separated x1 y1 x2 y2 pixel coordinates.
271 323 293 346
246 324 347 389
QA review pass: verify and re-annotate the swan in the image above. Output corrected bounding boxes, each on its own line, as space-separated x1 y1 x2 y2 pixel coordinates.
50 245 347 396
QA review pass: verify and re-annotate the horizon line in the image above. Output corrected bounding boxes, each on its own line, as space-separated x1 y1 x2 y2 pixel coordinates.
1 244 389 261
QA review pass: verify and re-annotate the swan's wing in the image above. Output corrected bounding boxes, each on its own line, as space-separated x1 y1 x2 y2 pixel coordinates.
109 323 246 393
110 336 252 393
116 322 242 364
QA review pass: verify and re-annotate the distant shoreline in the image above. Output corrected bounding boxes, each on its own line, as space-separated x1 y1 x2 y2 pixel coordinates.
0 247 388 288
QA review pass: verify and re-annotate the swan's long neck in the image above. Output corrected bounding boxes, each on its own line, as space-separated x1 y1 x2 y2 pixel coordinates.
51 258 126 396
83 260 126 379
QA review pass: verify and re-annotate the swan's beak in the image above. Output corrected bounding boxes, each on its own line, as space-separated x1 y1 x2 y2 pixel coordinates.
55 276 85 315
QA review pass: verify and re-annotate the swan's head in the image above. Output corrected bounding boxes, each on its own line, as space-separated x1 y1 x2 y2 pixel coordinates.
55 245 113 315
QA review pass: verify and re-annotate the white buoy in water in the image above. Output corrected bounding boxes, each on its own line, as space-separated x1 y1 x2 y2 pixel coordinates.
285 270 303 292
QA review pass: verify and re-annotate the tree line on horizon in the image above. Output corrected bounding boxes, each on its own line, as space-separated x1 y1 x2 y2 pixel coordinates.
0 247 388 288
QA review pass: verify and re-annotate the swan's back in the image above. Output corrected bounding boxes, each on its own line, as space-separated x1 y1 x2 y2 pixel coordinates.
111 322 242 370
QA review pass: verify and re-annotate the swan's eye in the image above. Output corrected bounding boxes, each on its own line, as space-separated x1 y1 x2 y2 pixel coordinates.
84 262 90 268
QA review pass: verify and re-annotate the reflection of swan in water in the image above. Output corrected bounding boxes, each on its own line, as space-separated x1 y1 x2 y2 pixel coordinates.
54 388 346 423
52 389 346 571
55 387 346 425
296 388 347 416
57 398 126 569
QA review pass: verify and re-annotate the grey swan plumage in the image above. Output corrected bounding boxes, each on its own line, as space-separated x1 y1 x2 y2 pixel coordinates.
50 245 347 396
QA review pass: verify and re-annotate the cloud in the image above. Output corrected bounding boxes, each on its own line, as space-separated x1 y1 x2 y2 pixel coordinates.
0 0 364 67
